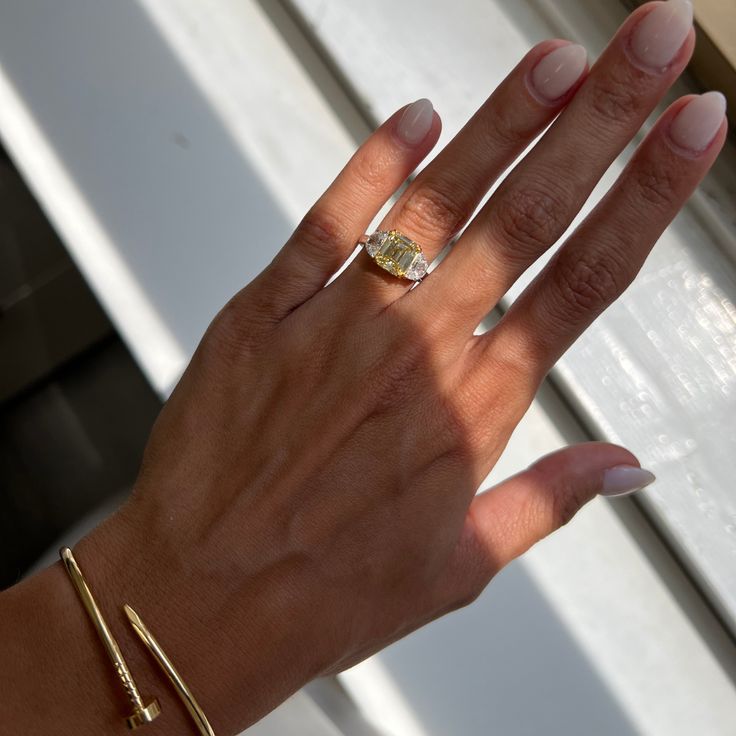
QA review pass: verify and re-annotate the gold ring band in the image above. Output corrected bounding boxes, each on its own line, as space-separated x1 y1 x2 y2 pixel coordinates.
363 230 428 281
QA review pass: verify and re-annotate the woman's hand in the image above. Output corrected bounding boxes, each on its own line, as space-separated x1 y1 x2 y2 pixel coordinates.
20 2 724 734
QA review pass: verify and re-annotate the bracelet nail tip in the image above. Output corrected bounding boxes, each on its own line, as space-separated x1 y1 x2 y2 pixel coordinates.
124 603 142 629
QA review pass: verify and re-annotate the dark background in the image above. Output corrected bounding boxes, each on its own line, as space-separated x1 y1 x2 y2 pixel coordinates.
0 144 160 588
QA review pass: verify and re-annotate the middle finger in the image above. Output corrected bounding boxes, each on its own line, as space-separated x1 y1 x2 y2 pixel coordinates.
408 0 694 335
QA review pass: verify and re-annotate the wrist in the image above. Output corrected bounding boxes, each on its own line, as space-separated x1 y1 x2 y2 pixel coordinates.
73 494 316 734
69 507 195 735
0 553 143 735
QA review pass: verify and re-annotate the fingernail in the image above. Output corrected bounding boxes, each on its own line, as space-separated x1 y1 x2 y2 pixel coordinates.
668 91 727 153
396 98 434 145
529 43 587 104
600 465 656 497
629 0 693 72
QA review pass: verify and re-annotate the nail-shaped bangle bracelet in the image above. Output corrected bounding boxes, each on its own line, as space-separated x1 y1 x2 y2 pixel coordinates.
59 547 161 730
125 604 216 736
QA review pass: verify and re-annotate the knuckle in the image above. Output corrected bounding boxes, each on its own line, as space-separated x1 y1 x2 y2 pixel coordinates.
449 513 494 610
367 327 441 413
351 147 393 194
461 339 539 436
203 295 260 364
454 582 484 610
630 159 678 209
203 268 290 364
399 184 468 239
491 185 570 258
587 72 640 126
551 246 628 316
481 108 529 150
434 398 474 455
295 207 349 260
520 466 590 533
548 478 591 529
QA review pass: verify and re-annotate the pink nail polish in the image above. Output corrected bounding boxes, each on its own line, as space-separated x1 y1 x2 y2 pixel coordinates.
528 44 587 104
396 98 434 145
600 465 656 497
669 92 727 154
628 0 693 72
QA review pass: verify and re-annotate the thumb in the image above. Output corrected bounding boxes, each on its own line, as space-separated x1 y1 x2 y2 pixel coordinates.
441 441 655 607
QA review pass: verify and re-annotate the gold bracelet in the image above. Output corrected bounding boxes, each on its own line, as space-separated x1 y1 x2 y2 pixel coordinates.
125 605 216 736
59 547 161 729
59 547 216 735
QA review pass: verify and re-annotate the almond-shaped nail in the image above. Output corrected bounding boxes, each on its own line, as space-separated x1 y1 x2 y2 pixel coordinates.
396 98 434 145
629 0 693 72
669 91 727 153
529 43 587 104
601 465 656 497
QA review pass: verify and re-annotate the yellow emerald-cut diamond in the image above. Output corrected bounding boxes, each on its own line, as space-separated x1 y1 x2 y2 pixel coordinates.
368 230 427 280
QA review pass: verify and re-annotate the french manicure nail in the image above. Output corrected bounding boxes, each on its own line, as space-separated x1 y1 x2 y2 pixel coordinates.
529 43 587 103
600 465 656 497
669 91 727 153
396 98 434 145
629 0 693 72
